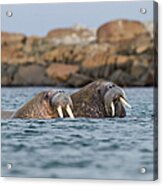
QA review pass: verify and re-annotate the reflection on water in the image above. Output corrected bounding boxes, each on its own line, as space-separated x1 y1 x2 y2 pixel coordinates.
1 87 155 180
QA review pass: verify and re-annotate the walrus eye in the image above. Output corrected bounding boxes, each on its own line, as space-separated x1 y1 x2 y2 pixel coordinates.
44 93 49 100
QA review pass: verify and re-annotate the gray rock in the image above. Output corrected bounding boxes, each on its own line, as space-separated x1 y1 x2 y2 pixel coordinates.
131 62 148 79
140 69 154 86
67 73 92 87
13 65 54 86
110 69 134 86
1 64 18 85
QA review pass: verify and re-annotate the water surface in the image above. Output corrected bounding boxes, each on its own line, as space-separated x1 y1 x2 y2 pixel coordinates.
1 87 155 180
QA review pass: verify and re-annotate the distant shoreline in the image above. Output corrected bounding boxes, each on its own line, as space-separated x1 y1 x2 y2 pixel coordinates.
2 20 156 87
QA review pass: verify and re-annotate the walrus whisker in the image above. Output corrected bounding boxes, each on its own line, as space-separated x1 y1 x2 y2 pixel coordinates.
57 105 64 118
111 101 115 117
120 97 132 109
66 104 75 119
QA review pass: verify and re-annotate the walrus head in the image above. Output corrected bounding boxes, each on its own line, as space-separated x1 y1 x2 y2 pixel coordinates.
50 91 74 118
99 82 131 117
12 90 74 119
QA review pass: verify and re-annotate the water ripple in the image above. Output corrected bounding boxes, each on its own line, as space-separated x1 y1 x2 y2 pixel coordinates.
1 87 155 180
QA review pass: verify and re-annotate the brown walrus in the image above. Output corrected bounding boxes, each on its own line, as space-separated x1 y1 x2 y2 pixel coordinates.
71 80 131 118
11 90 74 119
2 80 131 119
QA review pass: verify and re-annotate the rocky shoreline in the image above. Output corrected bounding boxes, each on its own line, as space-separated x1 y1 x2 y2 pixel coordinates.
1 19 156 87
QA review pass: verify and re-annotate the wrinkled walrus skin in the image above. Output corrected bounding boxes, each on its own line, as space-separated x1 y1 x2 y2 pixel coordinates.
2 80 130 119
71 80 107 118
11 90 73 119
71 80 128 118
11 91 59 119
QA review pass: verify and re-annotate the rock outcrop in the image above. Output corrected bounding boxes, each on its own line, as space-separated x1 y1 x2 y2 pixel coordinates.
1 20 156 87
97 20 148 43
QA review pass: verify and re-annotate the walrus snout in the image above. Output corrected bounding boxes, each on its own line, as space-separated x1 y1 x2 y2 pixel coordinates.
50 91 74 119
103 82 131 117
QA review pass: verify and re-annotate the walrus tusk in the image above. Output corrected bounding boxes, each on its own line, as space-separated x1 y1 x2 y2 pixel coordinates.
66 104 74 119
120 97 132 108
57 105 64 118
111 101 115 117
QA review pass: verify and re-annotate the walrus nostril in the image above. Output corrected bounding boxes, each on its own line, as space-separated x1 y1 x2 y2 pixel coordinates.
58 90 64 93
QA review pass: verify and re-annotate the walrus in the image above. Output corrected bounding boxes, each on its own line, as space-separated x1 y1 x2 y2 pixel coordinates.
11 90 74 119
71 80 131 118
1 80 131 119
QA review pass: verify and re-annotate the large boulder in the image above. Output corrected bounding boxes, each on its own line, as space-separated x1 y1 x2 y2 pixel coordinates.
2 47 37 64
47 25 96 45
109 69 134 86
97 19 153 55
13 65 52 85
131 61 149 79
81 52 140 79
82 52 134 71
1 33 39 65
1 32 26 46
1 64 18 85
97 19 149 43
82 51 110 69
67 73 92 87
42 45 76 63
140 69 154 86
46 63 79 82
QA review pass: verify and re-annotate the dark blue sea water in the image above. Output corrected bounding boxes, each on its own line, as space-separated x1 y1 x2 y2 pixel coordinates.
1 87 155 180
